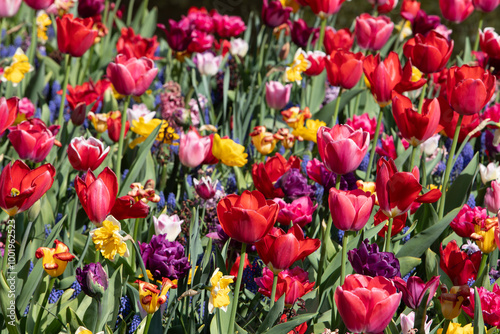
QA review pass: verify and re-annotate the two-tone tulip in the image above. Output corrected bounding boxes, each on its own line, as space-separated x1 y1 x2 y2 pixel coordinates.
35 240 75 277
67 137 109 171
106 55 158 96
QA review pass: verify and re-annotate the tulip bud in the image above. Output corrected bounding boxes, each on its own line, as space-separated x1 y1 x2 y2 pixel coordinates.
485 180 500 213
71 102 87 126
76 262 109 301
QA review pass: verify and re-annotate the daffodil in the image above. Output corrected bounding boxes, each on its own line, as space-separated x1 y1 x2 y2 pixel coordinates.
212 134 248 167
208 268 234 314
130 117 179 149
292 119 326 143
2 48 33 86
284 48 310 83
437 323 486 334
75 326 104 334
37 12 52 43
470 217 498 254
136 278 177 314
88 112 109 133
90 215 131 260
250 126 276 155
35 240 75 277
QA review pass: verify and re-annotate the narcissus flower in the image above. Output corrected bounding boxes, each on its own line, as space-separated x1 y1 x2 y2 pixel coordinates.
208 268 234 314
211 134 248 167
437 323 481 334
136 278 177 314
90 215 131 260
1 48 33 86
35 240 75 277
285 49 310 83
130 118 178 149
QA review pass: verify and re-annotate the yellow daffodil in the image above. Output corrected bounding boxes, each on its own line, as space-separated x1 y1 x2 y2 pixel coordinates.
250 126 276 155
135 278 177 314
75 326 103 334
90 215 131 260
212 134 248 167
470 217 498 254
130 117 179 149
37 12 52 43
280 0 300 12
281 106 312 129
284 48 310 83
35 240 75 277
292 119 325 143
395 20 413 42
88 112 109 133
437 323 486 334
2 48 33 86
208 268 234 314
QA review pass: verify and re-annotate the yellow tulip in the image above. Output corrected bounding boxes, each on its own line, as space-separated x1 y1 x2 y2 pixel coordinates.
35 240 75 277
136 278 176 314
437 323 486 334
250 126 276 156
292 119 326 143
471 218 498 254
211 134 248 167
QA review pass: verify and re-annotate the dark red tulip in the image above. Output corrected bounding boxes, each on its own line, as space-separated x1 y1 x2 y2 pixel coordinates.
412 10 441 37
291 19 319 48
0 97 19 135
262 0 292 28
440 240 481 286
110 195 150 220
158 20 192 52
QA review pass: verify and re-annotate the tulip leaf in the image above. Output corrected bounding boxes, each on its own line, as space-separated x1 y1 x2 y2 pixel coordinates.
25 60 46 106
394 147 412 171
256 294 285 334
0 272 21 334
307 71 326 114
102 265 123 330
16 260 43 315
139 7 158 38
443 153 479 215
315 88 364 124
262 313 316 334
425 248 439 281
399 256 422 276
396 208 460 259
66 307 86 333
474 287 484 334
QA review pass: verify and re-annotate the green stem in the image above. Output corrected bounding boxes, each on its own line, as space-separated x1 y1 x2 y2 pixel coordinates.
421 154 427 188
409 145 419 171
365 108 384 181
133 241 149 283
417 83 427 114
132 218 142 272
385 218 394 252
317 216 332 287
33 276 56 334
442 319 450 334
438 114 463 219
92 301 102 333
57 55 72 131
76 232 92 268
28 13 37 66
2 221 12 271
68 197 78 252
340 231 349 285
474 19 484 52
317 19 327 51
331 90 343 126
116 95 131 186
270 273 278 308
143 313 153 334
335 174 341 190
80 44 94 85
227 242 247 332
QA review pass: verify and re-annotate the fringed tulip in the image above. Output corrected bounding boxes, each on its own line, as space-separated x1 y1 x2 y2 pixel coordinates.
212 12 246 38
355 14 394 51
329 188 374 231
439 0 474 23
106 55 158 96
76 262 108 300
67 136 109 171
57 14 98 57
463 285 500 326
325 50 364 89
440 240 481 286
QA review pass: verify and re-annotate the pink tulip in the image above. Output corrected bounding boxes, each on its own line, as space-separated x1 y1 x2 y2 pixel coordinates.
345 113 382 139
178 128 212 168
67 136 110 172
329 188 375 231
474 0 499 11
335 274 402 334
317 124 370 175
480 28 500 59
355 14 394 51
485 180 500 213
0 97 19 135
193 52 222 76
0 0 21 17
265 81 292 110
8 119 60 163
439 0 474 23
106 55 158 96
273 196 318 227
23 0 54 10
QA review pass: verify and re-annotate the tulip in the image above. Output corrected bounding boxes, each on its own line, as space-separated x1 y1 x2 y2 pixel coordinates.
153 214 183 242
117 27 160 61
463 285 500 326
252 153 301 198
438 285 471 320
274 168 315 199
0 97 19 135
193 176 218 200
8 119 60 163
440 240 481 286
255 225 320 274
0 0 21 17
212 12 246 38
78 0 105 18
355 14 394 51
401 312 432 334
412 10 441 37
471 219 497 254
325 50 364 89
329 188 374 231
474 0 500 11
106 111 129 143
306 158 338 191
439 0 474 23
480 162 500 184
0 160 56 216
187 9 214 33
109 195 150 220
193 52 222 76
317 124 370 175
291 19 319 48
230 38 249 57
179 128 212 168
71 102 86 126
393 276 441 309
363 52 402 107
485 180 500 213
187 30 214 54
480 28 500 59
334 274 402 334
450 204 489 238
303 51 325 76
76 262 108 301
216 190 279 244
372 0 398 13
211 134 248 167
404 31 454 74
106 55 158 96
57 14 98 58
35 240 75 277
401 0 421 22
392 92 441 146
75 167 118 225
262 0 292 28
136 278 177 314
67 136 109 172
307 0 346 19
273 196 318 227
345 113 381 139
158 20 192 52
324 27 354 54
23 0 53 10
265 81 292 110
250 126 277 155
348 239 401 279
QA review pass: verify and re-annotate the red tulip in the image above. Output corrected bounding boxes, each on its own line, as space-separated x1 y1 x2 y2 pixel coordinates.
216 190 279 244
229 254 250 278
317 124 370 175
439 0 474 23
303 51 325 76
325 49 364 89
57 14 98 58
0 97 19 135
393 276 441 309
23 0 53 10
363 52 402 107
8 119 60 163
374 210 408 237
376 158 441 219
392 92 441 146
110 195 150 220
106 111 129 143
401 0 421 22
474 0 500 11
447 65 496 116
256 225 320 274
403 31 454 74
67 136 110 172
0 160 55 216
335 274 402 334
324 27 354 54
377 0 398 13
64 79 111 113
329 188 375 231
309 0 347 18
393 59 427 94
106 55 158 96
75 167 118 225
355 13 394 51
251 154 301 199
116 27 160 60
480 28 500 60
440 240 481 285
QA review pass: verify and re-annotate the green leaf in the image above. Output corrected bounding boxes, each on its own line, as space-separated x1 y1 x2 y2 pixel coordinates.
315 89 364 123
256 295 285 334
139 7 158 37
262 313 316 334
16 260 43 314
444 153 479 215
394 148 412 171
474 287 485 334
0 272 21 334
399 256 422 276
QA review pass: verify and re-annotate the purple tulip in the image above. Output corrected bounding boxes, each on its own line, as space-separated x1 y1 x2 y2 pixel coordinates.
265 81 291 111
291 19 320 48
412 10 441 37
274 168 315 200
393 275 441 309
76 262 108 300
262 0 292 28
77 0 105 18
158 19 192 52
0 0 21 18
348 239 401 279
106 55 158 96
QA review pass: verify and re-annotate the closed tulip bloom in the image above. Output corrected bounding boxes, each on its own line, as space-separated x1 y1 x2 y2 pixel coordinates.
392 92 441 146
262 0 292 28
291 19 319 48
303 51 325 76
376 0 398 13
158 20 192 52
35 240 75 277
67 136 109 171
252 153 301 198
334 275 402 334
75 167 118 226
485 180 500 213
325 50 364 89
480 28 500 59
106 55 158 96
179 128 212 168
363 52 402 107
24 0 53 10
78 0 105 18
0 97 19 135
348 239 401 278
355 14 394 51
8 119 60 163
401 0 421 22
57 14 98 58
439 0 474 23
216 190 279 244
479 162 500 184
324 27 354 54
440 240 481 286
308 0 347 19
265 81 292 110
193 176 218 200
76 262 108 300
255 225 320 274
317 124 370 175
274 196 318 227
153 214 183 242
106 111 129 143
403 31 454 74
447 65 496 116
393 276 441 309
193 52 222 76
0 160 55 216
329 188 374 231
230 38 249 57
0 0 21 17
474 0 500 11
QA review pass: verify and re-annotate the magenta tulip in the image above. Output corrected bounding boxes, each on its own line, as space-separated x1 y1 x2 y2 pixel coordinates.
262 0 292 28
329 188 375 231
393 276 441 310
178 128 212 168
265 81 292 111
67 137 110 172
439 0 474 23
485 180 500 213
480 28 500 59
8 119 60 163
355 13 394 51
106 55 158 96
474 0 499 11
23 0 54 10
